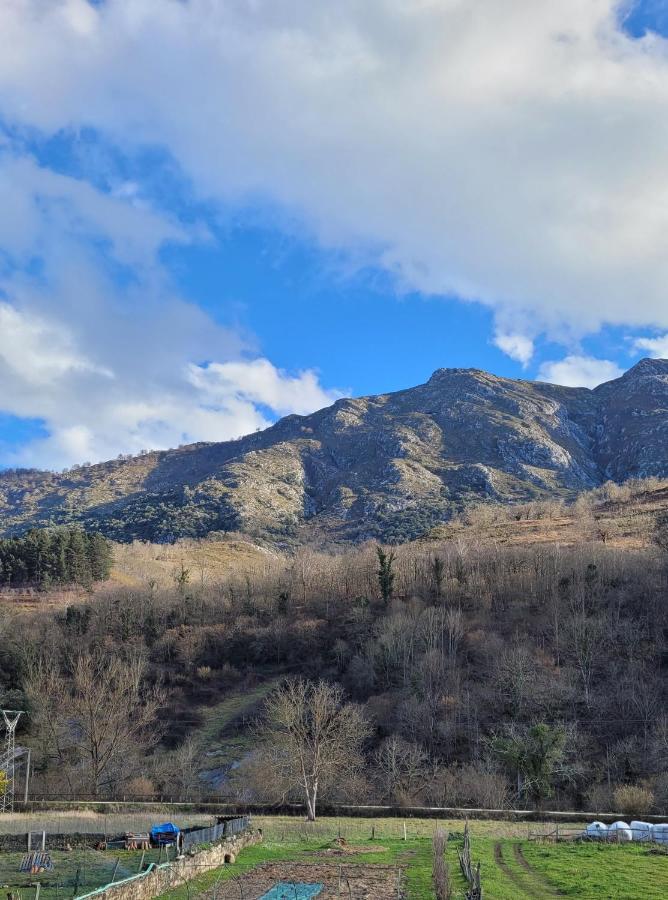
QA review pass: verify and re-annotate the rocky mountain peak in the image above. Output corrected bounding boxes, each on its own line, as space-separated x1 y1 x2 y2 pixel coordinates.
0 362 667 545
618 357 668 380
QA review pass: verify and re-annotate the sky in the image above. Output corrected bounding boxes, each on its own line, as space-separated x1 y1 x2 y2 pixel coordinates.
0 0 668 469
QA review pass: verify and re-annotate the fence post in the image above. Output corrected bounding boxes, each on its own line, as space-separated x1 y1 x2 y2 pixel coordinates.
72 865 81 899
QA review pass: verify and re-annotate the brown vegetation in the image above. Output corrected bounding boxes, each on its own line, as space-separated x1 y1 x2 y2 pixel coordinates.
0 477 665 811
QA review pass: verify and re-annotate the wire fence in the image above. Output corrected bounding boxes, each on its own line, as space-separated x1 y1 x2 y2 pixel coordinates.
183 818 251 852
0 846 175 900
253 817 457 844
0 813 213 836
0 817 252 900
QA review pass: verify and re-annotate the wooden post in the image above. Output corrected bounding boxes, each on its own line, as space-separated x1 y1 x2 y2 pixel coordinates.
403 822 407 841
72 865 81 898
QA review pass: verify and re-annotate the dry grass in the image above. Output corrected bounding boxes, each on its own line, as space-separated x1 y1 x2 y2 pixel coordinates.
107 537 282 590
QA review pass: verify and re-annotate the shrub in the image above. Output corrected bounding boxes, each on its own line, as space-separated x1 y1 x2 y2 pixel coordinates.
613 784 655 818
584 782 613 812
432 828 452 900
124 776 156 799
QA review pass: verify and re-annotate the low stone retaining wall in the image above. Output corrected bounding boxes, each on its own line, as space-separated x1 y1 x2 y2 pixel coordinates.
0 832 107 851
77 829 262 900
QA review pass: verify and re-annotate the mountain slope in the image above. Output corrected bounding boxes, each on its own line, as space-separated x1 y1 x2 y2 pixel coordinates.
1 359 667 545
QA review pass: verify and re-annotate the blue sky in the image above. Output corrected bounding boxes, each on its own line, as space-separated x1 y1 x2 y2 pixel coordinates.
0 1 667 469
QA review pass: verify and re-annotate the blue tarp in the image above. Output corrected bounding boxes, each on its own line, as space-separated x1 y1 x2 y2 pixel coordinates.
150 823 180 845
259 883 323 899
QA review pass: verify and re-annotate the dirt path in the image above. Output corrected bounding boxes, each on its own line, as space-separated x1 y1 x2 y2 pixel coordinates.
513 844 564 896
493 842 542 899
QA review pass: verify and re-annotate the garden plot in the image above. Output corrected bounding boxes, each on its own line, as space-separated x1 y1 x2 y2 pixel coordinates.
206 862 402 899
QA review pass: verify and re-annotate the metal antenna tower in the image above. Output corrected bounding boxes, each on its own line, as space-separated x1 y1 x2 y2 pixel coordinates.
0 710 23 813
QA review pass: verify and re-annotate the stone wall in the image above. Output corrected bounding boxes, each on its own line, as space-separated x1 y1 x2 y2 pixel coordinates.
77 829 262 900
0 833 106 851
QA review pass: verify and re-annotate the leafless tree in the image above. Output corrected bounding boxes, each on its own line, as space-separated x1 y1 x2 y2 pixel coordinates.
372 735 431 803
25 648 163 796
258 677 370 820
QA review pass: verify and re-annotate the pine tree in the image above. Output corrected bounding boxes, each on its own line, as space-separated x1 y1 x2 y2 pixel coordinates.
376 545 396 603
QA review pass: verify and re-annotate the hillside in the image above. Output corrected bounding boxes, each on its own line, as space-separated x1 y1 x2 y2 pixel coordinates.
1 358 667 546
57 477 663 618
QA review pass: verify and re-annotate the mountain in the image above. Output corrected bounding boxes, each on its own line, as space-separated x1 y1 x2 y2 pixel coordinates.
1 358 667 545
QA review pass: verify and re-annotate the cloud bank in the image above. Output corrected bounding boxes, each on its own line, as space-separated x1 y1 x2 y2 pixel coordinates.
2 1 667 336
1 1 668 462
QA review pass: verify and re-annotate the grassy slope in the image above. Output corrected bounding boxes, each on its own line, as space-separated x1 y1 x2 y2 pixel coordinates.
426 484 668 550
195 681 281 772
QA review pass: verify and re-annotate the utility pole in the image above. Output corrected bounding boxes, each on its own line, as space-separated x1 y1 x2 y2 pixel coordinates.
0 710 24 813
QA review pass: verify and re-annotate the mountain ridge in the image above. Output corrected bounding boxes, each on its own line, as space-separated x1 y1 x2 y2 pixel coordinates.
1 358 667 545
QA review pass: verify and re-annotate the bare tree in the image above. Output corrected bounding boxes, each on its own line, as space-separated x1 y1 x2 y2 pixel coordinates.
26 649 163 796
373 735 430 804
258 678 370 820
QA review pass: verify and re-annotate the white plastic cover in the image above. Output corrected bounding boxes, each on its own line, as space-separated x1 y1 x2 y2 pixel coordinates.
629 821 652 841
608 821 633 842
651 824 668 845
584 821 608 840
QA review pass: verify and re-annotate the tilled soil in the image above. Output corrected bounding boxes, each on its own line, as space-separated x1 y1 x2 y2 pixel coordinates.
205 861 404 899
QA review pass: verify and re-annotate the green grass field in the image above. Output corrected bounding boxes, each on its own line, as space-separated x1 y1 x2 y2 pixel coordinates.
156 816 668 900
464 837 668 899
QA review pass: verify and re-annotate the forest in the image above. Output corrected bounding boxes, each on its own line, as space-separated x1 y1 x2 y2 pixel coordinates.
0 527 113 588
0 482 665 817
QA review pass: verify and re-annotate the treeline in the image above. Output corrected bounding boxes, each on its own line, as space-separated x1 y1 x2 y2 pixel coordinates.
0 527 113 588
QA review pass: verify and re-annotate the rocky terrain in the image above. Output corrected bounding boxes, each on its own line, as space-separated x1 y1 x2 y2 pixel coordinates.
0 358 667 545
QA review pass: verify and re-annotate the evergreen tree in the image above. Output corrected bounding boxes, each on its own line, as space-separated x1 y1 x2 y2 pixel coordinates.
376 545 396 603
0 527 112 588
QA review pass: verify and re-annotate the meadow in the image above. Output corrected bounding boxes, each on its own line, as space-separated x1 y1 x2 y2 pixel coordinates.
156 816 668 900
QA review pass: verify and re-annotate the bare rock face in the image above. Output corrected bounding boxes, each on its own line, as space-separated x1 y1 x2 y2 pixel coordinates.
1 360 667 545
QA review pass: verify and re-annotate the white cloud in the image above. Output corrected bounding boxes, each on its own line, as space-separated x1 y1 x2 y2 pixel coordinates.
189 360 343 417
632 333 668 357
493 332 535 366
0 151 340 469
1 1 668 344
0 302 111 386
537 355 624 388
